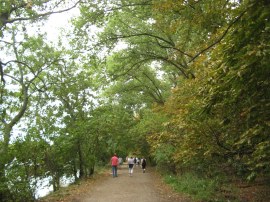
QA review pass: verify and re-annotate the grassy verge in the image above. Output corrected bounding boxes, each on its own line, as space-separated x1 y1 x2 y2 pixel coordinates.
163 173 237 202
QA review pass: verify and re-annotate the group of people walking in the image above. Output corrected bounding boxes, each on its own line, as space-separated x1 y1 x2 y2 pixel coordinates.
127 156 147 176
110 153 147 178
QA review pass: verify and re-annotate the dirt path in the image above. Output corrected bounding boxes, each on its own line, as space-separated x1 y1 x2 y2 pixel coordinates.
78 164 190 202
39 164 270 202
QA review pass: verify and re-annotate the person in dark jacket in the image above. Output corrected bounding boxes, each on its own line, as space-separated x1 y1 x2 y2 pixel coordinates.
141 158 146 173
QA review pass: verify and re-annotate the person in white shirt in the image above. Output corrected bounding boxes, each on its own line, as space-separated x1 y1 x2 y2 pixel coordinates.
127 157 135 176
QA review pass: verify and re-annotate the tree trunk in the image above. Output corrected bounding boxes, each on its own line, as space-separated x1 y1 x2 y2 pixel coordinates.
73 160 78 181
52 173 60 192
89 165 95 176
0 125 13 200
78 140 85 178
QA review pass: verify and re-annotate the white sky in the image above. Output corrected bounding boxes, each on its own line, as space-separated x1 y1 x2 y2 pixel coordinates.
43 7 80 42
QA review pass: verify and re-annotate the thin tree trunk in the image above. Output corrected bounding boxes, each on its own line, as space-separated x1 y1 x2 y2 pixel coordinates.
78 140 85 178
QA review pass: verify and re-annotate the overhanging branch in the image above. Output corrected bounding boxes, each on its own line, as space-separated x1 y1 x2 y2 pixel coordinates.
3 0 82 25
189 9 247 63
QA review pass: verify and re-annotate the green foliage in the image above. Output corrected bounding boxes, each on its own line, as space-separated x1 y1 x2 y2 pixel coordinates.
5 159 36 202
202 0 270 179
3 135 50 201
140 0 270 182
153 143 176 172
89 104 137 157
1 0 270 200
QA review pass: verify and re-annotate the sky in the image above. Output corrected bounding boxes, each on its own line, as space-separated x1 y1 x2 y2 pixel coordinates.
43 7 80 42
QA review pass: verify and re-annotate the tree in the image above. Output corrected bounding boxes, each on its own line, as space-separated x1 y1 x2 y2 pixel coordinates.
74 0 243 85
7 133 49 201
146 0 270 180
0 32 66 199
89 103 138 159
203 0 270 179
0 0 81 35
0 1 82 199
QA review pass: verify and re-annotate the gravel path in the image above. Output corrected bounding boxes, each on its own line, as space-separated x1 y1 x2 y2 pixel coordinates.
80 164 190 202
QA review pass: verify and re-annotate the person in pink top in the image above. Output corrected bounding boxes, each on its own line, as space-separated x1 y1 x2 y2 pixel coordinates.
111 153 119 177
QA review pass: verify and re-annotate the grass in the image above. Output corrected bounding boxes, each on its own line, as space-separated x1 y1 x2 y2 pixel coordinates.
163 172 270 202
163 173 225 201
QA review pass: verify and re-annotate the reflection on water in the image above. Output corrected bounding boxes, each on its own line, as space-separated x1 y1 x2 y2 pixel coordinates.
35 175 75 198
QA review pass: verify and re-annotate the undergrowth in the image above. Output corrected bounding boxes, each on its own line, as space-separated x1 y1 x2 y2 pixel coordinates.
163 173 237 201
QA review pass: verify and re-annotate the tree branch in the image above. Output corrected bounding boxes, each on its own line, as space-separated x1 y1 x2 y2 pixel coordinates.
3 1 82 25
142 72 164 104
133 75 164 104
189 9 247 63
140 52 190 78
107 1 152 12
109 32 193 58
110 58 151 80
